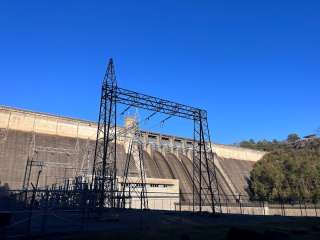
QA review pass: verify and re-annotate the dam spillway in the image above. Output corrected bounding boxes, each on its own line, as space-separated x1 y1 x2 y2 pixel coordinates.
0 105 266 207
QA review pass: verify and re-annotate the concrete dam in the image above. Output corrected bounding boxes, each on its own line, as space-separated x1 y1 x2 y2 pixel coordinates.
0 105 266 209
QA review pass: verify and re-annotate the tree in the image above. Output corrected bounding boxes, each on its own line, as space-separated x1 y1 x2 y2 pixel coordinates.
239 139 256 149
287 133 300 143
248 138 320 202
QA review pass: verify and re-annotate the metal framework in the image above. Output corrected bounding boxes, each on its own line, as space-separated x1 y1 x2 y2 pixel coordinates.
22 129 80 191
91 59 118 209
91 58 221 212
119 116 148 209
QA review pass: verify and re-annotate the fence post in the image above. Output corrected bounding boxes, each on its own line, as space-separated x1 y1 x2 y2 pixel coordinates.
282 196 286 216
41 188 49 234
239 194 242 215
81 187 87 232
304 198 308 217
27 185 36 237
225 196 229 214
299 198 303 216
278 194 282 216
24 190 28 208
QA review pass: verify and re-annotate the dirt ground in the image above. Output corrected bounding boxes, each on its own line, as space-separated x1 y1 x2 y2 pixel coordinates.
5 209 320 240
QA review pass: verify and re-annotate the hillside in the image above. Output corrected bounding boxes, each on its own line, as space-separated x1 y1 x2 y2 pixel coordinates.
240 135 320 202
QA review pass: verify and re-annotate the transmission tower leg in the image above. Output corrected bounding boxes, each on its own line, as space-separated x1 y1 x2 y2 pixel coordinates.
193 110 221 213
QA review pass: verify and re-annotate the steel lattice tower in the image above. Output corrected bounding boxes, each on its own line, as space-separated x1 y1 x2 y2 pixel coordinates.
91 58 222 213
91 58 118 209
193 110 222 213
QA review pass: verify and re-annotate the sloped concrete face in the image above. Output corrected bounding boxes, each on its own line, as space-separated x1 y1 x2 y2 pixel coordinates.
0 129 94 189
218 157 255 195
0 106 265 199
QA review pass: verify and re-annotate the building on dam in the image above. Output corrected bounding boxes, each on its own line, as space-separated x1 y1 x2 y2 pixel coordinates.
0 105 266 211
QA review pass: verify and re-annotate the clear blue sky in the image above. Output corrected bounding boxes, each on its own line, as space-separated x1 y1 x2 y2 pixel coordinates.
0 0 319 144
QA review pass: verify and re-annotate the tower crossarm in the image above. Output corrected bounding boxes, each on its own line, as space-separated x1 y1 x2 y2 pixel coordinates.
115 87 206 121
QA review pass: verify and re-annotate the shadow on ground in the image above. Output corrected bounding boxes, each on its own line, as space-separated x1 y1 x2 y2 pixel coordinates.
6 210 319 240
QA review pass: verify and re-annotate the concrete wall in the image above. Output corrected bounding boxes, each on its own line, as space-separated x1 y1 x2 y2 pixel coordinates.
218 158 255 195
0 106 265 200
213 144 266 162
178 204 320 217
0 106 97 140
0 106 266 161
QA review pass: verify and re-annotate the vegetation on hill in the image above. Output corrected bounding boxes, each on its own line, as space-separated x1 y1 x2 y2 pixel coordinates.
241 134 320 202
238 133 300 152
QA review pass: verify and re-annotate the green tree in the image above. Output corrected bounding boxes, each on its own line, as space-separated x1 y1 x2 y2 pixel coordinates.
287 133 300 142
248 138 320 202
239 139 256 149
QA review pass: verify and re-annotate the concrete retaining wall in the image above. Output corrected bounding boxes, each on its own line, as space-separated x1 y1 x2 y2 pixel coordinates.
177 204 320 217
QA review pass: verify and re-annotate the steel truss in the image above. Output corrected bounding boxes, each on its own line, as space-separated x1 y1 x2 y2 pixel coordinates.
119 116 148 210
91 58 221 212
